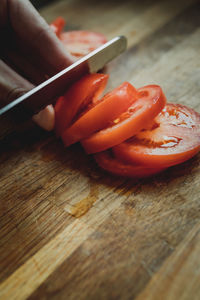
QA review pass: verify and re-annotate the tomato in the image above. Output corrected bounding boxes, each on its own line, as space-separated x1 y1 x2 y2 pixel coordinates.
55 73 108 137
50 17 107 58
60 31 107 58
113 103 200 168
61 82 138 146
94 150 165 178
81 85 166 154
50 17 65 38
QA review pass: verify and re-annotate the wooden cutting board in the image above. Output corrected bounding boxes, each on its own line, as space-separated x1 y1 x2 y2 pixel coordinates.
0 0 200 299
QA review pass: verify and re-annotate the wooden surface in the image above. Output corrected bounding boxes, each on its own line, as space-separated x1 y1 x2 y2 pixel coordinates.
0 0 200 299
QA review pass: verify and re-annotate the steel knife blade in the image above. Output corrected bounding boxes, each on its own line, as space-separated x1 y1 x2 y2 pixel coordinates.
0 35 127 119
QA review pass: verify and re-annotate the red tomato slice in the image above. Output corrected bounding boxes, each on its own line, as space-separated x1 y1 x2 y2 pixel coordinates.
94 150 165 178
60 31 107 58
50 17 65 38
113 103 200 168
50 17 107 58
55 73 108 137
61 82 138 146
81 85 166 154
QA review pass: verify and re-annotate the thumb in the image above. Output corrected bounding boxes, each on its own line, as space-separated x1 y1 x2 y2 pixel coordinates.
0 60 55 132
0 60 34 107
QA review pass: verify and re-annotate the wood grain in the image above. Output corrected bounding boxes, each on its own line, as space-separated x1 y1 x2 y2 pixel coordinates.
136 223 200 300
0 0 200 299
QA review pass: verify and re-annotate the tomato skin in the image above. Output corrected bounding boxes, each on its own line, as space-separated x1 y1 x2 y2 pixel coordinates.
113 103 200 168
54 73 108 137
81 85 166 154
50 17 65 38
61 82 138 146
94 150 165 178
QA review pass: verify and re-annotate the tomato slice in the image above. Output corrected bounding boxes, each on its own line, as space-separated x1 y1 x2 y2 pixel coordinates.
60 31 107 58
94 150 165 178
55 73 108 137
50 17 107 58
50 17 65 38
113 103 200 168
61 82 138 146
81 85 166 154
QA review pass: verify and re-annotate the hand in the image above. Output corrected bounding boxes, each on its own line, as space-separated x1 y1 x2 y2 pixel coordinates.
0 0 74 130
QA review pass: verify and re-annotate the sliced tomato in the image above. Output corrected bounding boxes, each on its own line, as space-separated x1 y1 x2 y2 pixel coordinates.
55 73 108 137
113 103 200 168
50 17 107 58
81 85 166 154
60 31 107 58
61 82 138 146
94 150 165 178
50 17 65 38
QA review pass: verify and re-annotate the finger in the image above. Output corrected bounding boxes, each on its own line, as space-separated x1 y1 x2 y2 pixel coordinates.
2 46 48 85
8 0 74 76
0 59 34 107
0 0 7 28
0 59 55 131
32 105 55 131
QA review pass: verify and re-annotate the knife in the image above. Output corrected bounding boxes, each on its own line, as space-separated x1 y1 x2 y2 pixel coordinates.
0 35 127 120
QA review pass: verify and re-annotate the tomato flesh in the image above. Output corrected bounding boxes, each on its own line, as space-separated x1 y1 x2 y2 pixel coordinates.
55 73 108 137
81 85 166 154
60 31 107 58
113 103 200 168
61 82 138 146
94 150 165 178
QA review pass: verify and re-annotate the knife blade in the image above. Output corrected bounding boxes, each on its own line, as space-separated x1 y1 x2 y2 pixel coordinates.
0 35 127 120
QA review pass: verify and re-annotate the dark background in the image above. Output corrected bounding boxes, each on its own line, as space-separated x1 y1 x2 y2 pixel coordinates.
30 0 56 9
